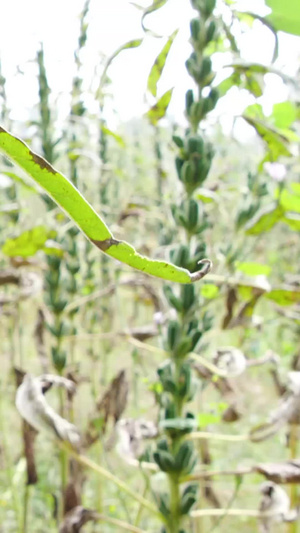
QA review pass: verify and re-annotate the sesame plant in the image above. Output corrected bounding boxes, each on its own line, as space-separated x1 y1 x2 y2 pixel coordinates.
151 1 220 531
1 1 300 532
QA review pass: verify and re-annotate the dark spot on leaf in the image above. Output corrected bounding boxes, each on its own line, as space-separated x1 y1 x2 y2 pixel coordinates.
91 237 120 251
32 153 57 175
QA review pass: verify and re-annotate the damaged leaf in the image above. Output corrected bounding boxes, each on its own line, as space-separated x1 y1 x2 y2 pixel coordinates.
16 374 80 448
147 30 178 97
116 418 158 461
0 128 211 284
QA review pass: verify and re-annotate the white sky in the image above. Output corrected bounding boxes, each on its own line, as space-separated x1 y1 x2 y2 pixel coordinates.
0 0 300 135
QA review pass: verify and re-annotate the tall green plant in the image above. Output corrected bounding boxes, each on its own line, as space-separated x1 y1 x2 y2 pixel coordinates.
153 1 219 531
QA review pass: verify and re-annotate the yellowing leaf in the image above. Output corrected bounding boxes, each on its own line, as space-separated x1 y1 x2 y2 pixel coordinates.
146 88 173 125
147 30 178 97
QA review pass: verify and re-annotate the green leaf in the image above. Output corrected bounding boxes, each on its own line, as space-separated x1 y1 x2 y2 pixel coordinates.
245 203 283 235
2 226 62 257
266 287 300 306
196 188 218 203
277 189 300 214
197 412 220 427
147 30 178 97
283 213 300 231
266 0 300 36
98 39 143 96
236 262 271 276
146 88 173 125
200 283 219 299
243 106 291 161
271 101 297 129
291 183 300 196
142 0 169 35
0 127 210 284
101 125 125 148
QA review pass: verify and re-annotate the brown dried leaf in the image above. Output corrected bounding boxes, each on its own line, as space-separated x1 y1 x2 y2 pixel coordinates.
16 374 80 448
34 308 48 373
96 370 128 432
14 368 38 484
59 506 99 533
256 461 300 484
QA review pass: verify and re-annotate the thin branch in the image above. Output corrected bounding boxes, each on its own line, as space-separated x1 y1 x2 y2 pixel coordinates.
185 432 248 442
183 467 253 482
95 513 148 533
60 443 162 520
191 508 280 518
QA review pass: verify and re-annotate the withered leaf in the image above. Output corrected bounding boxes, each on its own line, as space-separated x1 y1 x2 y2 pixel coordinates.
16 374 80 448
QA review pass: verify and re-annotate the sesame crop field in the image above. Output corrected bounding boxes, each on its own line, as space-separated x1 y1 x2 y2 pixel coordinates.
0 1 300 532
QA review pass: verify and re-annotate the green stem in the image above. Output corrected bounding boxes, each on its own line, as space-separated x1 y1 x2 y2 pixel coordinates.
60 443 163 520
168 474 181 533
289 425 298 533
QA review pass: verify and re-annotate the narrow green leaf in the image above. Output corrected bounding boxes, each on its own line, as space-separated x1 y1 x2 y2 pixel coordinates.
243 113 291 161
101 125 125 148
142 0 169 35
146 88 173 125
147 30 178 97
245 203 283 235
196 188 218 203
236 262 271 276
0 127 211 283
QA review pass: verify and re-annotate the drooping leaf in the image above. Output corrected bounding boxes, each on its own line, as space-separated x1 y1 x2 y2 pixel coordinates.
0 127 211 283
142 0 169 35
245 203 284 235
236 262 271 276
2 226 62 257
147 30 178 97
266 0 300 36
234 11 279 61
98 39 143 96
146 88 173 125
243 105 292 161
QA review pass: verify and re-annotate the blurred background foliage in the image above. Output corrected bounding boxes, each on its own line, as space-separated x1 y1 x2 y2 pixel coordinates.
0 0 300 531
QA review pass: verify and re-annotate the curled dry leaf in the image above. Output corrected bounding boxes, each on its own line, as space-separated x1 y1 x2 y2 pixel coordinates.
116 418 158 462
82 370 128 448
259 481 291 532
20 271 43 299
34 308 48 373
213 347 247 377
255 460 300 484
16 374 80 448
59 506 99 533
